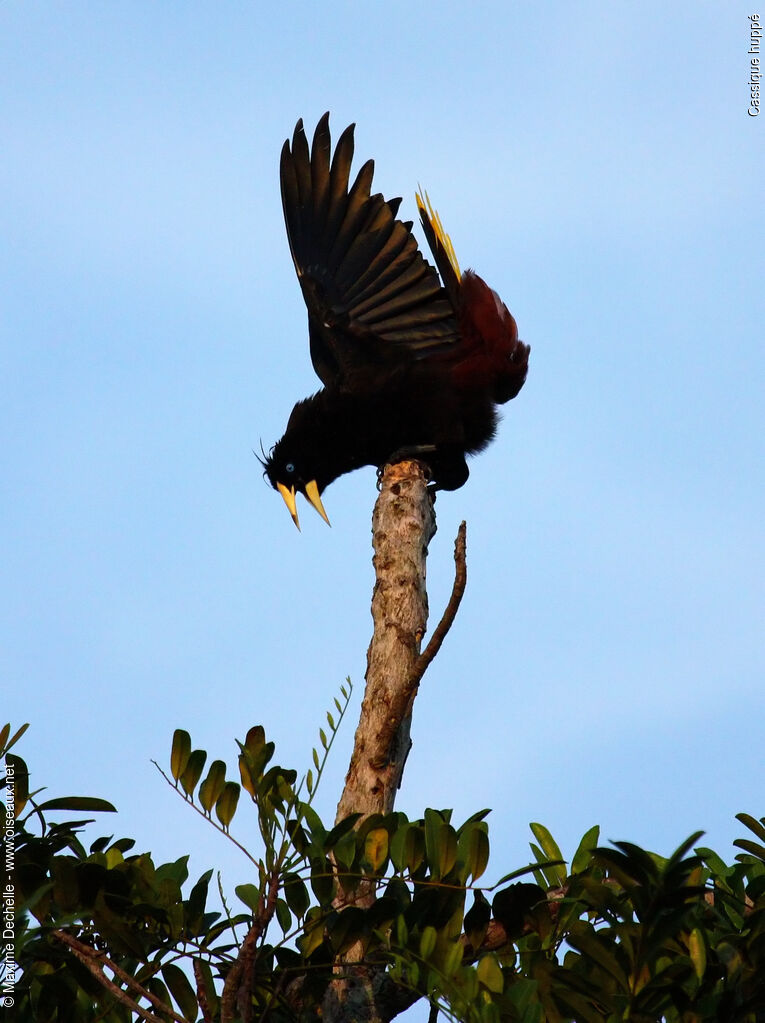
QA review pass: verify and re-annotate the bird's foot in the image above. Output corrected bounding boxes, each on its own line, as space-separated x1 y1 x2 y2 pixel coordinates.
376 447 436 490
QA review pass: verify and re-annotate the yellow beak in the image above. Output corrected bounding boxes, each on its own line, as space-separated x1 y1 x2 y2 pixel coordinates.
305 479 331 526
276 483 300 530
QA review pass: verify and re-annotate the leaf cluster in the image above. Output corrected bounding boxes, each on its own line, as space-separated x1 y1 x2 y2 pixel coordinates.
5 716 764 1023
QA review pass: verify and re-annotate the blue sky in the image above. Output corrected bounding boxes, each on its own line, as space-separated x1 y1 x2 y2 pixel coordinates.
2 0 763 992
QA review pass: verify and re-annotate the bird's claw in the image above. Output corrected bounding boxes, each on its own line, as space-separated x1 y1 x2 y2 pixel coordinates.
377 450 435 491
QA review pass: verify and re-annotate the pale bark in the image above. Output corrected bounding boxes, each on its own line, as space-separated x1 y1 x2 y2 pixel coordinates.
335 460 437 825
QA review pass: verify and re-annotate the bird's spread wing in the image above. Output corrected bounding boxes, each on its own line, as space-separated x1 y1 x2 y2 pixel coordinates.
280 113 460 389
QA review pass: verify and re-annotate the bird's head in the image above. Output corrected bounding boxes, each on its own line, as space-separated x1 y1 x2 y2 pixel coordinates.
260 439 331 531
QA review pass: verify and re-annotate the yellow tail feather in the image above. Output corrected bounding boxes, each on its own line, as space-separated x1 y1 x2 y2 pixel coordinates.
416 187 461 281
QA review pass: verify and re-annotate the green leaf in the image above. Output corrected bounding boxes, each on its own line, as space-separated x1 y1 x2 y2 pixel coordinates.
419 925 437 960
364 827 389 873
319 728 328 750
733 837 765 862
235 883 260 912
180 748 207 798
443 939 464 978
571 825 600 874
170 729 192 782
237 732 275 795
529 823 566 884
481 1002 501 1023
162 962 198 1021
326 711 335 730
215 781 240 829
147 977 173 1013
695 846 732 879
0 722 29 756
328 907 365 954
298 801 326 840
186 869 212 929
310 857 334 905
299 911 326 957
389 825 407 872
689 927 706 980
276 897 292 933
458 823 490 882
198 760 227 814
333 828 357 872
477 953 504 994
243 725 266 754
325 814 362 851
458 808 492 829
424 812 458 880
736 812 765 843
156 855 190 886
239 753 257 797
566 920 630 991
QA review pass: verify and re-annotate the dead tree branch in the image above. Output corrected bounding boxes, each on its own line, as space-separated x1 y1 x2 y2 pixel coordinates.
52 930 183 1023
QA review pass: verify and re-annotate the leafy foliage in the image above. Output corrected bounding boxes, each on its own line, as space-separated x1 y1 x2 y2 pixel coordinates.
4 714 764 1022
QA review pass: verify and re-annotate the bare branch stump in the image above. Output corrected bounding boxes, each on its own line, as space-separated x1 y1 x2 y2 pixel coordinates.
335 460 436 824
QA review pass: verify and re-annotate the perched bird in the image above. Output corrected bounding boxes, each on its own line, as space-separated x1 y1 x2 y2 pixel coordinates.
263 113 529 529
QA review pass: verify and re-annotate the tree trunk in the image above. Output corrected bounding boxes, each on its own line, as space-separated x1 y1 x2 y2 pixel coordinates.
322 462 468 1023
322 461 435 1023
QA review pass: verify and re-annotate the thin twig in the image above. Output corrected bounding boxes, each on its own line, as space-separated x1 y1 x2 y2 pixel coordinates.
413 521 467 686
152 760 261 869
52 930 186 1023
376 521 468 758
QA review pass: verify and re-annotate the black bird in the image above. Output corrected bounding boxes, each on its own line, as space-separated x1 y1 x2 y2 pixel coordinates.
263 113 530 529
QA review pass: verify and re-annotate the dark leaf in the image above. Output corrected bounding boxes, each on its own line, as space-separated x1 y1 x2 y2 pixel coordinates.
162 962 198 1021
215 782 240 829
35 797 117 814
198 760 227 814
180 749 207 799
276 897 292 933
464 890 491 952
0 722 29 756
491 883 544 939
284 873 310 918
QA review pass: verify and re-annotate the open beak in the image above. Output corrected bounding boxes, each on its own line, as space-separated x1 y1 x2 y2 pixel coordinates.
276 480 330 529
305 480 331 526
276 483 300 530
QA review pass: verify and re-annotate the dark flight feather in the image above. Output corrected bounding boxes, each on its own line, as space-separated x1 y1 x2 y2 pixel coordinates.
264 113 530 528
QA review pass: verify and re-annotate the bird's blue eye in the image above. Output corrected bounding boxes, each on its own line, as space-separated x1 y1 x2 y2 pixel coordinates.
285 462 295 474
